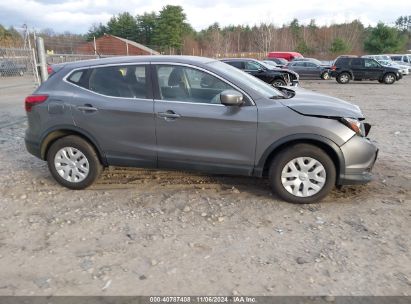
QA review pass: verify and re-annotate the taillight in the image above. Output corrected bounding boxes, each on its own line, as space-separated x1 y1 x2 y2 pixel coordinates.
47 65 54 75
331 65 337 71
25 95 48 112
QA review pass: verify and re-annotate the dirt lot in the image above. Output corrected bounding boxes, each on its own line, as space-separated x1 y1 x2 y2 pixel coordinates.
0 75 410 296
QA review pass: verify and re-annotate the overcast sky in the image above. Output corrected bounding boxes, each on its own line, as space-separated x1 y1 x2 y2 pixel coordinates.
0 0 410 34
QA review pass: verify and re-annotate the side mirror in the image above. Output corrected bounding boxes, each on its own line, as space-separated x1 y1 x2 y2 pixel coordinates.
220 90 244 106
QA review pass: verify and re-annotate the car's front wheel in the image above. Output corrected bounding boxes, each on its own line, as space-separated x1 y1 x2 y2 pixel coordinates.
383 73 396 84
271 79 286 87
47 135 103 189
269 144 336 204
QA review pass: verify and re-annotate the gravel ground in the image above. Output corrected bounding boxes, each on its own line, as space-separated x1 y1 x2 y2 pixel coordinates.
0 76 410 296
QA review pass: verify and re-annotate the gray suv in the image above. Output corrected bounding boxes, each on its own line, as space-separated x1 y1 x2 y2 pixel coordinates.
25 56 378 203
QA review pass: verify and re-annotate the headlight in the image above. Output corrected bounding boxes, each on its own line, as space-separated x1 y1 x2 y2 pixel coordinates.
340 117 365 136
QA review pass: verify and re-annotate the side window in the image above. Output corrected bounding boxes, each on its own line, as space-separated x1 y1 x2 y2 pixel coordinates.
87 65 148 98
351 58 363 67
245 61 261 71
305 62 317 67
364 59 380 68
68 70 85 84
225 61 244 69
156 65 234 104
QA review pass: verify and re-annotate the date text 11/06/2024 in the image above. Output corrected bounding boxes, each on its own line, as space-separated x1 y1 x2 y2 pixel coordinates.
149 296 257 303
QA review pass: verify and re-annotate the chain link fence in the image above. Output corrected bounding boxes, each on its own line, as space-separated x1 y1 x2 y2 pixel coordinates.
0 47 40 88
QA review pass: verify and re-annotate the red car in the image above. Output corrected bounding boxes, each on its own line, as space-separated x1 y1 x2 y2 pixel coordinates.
267 51 303 61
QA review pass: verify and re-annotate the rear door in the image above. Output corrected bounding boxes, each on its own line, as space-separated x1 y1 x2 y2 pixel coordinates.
350 58 365 79
68 63 157 167
153 63 257 175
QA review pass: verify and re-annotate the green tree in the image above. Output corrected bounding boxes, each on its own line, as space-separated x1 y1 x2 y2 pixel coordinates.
364 22 407 53
136 12 157 46
152 5 189 53
106 12 138 41
295 41 312 54
395 15 411 31
329 37 349 53
86 23 107 41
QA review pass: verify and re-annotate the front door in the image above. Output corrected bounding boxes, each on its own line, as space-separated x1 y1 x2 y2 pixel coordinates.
363 59 384 80
69 64 157 167
153 64 258 175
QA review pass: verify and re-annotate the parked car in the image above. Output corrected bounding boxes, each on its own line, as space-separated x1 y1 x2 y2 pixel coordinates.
221 58 299 87
267 51 304 62
286 61 331 80
377 60 409 75
330 57 402 84
389 54 411 67
25 56 378 204
362 54 392 61
263 57 289 68
0 60 27 76
262 60 280 68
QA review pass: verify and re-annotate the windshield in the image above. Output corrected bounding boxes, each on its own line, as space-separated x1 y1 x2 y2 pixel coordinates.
257 60 276 69
208 61 284 98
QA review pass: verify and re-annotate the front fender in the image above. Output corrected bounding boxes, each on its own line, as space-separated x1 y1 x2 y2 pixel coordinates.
253 133 346 181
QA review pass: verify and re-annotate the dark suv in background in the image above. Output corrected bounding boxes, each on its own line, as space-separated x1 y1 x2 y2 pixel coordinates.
330 57 402 84
221 58 299 86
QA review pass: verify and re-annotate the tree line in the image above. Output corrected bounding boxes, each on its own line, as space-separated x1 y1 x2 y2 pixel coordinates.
86 7 410 58
0 6 410 59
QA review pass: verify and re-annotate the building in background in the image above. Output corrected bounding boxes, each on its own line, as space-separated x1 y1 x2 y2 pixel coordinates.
76 34 159 56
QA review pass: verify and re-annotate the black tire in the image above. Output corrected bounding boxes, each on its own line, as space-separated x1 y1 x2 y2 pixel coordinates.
268 144 336 204
336 72 351 84
271 79 286 87
47 135 103 190
378 79 384 83
383 72 396 84
321 71 330 80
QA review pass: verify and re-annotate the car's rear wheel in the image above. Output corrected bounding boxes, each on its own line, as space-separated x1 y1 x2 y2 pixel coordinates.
321 71 330 80
47 135 103 189
18 70 24 76
268 144 336 204
337 72 350 84
271 79 286 87
383 73 396 84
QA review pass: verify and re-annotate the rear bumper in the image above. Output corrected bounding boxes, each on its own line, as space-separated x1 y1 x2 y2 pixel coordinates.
25 130 42 159
338 135 378 185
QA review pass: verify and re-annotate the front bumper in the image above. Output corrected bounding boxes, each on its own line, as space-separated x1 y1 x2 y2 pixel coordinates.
338 135 378 185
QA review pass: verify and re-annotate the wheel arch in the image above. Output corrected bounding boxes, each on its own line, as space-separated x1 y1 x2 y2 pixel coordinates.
40 125 107 166
255 134 345 184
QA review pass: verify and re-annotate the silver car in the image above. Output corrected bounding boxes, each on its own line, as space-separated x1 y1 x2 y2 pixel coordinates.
24 56 378 203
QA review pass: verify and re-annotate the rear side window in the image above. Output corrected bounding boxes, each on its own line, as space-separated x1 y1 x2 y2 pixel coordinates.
89 65 148 98
351 58 363 67
68 65 149 99
225 61 244 69
68 70 84 84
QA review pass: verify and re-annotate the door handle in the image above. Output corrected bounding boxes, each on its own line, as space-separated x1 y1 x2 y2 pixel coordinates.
157 111 181 119
77 104 98 112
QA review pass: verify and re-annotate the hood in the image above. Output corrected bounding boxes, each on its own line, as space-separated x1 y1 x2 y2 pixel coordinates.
279 87 364 119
